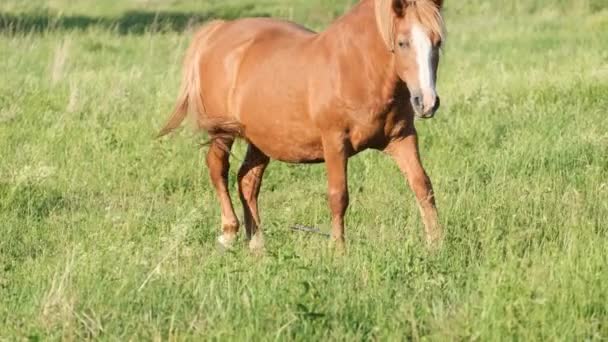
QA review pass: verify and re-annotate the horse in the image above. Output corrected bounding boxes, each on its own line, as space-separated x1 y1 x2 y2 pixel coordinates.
158 0 446 251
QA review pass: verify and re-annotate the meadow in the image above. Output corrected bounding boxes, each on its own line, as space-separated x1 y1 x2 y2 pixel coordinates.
1 0 607 340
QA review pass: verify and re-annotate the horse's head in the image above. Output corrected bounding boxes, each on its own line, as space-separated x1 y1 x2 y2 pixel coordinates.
375 0 445 118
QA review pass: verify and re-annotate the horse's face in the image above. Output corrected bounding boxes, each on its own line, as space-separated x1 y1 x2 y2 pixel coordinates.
387 0 444 118
393 18 442 118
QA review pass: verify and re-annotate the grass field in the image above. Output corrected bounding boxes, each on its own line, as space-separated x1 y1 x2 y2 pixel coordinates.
1 0 607 340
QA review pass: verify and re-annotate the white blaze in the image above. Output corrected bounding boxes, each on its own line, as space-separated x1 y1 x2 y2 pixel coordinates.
411 24 436 110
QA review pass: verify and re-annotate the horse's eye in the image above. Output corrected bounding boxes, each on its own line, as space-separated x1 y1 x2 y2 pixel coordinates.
398 41 409 49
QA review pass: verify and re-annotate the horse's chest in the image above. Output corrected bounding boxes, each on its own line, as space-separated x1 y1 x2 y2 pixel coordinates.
346 112 389 151
346 105 409 151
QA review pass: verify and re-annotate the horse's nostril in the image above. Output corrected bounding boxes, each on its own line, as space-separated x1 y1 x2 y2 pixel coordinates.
411 96 422 109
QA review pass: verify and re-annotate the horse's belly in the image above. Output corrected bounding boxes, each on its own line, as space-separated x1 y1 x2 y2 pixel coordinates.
242 117 325 163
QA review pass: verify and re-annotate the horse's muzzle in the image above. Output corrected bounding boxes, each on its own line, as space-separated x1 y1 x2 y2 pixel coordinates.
412 95 440 119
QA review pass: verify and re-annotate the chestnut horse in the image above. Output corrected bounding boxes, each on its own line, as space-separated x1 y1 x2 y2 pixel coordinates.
159 0 446 250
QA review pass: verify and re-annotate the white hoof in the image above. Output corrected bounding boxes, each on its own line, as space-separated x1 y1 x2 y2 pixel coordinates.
217 234 237 249
248 233 265 252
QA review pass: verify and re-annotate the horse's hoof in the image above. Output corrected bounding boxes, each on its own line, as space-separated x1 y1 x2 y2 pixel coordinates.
329 237 346 255
217 234 237 250
425 233 444 251
248 233 265 253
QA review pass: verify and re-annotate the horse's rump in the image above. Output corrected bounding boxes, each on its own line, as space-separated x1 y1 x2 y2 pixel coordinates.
157 20 244 139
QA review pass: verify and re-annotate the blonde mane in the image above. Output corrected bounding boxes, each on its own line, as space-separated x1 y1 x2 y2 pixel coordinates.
375 0 445 51
405 0 446 44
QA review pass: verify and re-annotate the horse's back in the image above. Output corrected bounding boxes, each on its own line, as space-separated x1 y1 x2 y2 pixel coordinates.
224 17 316 39
195 17 318 113
203 17 315 54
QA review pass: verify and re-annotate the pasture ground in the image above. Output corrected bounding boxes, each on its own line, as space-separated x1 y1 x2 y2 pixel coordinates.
1 0 607 340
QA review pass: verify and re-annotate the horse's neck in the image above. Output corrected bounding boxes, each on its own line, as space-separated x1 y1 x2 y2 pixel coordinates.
319 0 399 104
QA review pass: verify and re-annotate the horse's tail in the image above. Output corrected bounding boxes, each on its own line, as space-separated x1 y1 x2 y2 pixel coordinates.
157 20 243 139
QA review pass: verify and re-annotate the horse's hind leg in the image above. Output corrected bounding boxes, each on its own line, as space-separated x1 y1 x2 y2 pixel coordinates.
385 131 443 248
206 138 239 248
237 144 270 251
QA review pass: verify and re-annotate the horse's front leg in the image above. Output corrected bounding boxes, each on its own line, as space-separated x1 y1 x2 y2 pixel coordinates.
385 131 443 248
322 134 349 247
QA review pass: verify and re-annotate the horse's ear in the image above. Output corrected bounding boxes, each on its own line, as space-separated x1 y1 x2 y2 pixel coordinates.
433 0 444 9
375 0 401 52
392 0 405 16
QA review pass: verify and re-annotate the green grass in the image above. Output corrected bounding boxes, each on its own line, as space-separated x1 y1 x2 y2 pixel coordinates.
1 0 607 340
